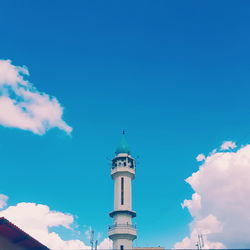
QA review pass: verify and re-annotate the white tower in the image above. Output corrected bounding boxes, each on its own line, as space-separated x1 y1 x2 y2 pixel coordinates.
108 132 137 250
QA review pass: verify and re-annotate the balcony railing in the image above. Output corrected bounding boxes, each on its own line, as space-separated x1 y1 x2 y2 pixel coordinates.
108 223 137 239
108 223 137 230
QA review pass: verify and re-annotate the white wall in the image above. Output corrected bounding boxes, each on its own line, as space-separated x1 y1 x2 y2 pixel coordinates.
113 237 133 250
114 213 132 224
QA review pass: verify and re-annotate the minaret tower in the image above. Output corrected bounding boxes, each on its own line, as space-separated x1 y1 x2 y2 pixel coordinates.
108 131 137 250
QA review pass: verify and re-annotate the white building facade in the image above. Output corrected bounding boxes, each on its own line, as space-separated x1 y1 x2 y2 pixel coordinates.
108 133 137 250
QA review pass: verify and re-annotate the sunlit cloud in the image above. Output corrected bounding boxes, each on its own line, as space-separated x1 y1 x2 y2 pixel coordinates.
0 59 72 135
0 198 110 249
174 142 250 249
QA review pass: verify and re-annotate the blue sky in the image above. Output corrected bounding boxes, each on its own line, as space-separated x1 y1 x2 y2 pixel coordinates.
0 1 250 248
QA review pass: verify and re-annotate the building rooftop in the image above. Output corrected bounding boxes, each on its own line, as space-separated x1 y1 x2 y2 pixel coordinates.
0 217 50 250
133 247 165 250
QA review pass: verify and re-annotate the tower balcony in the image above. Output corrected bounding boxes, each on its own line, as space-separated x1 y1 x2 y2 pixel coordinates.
108 224 137 240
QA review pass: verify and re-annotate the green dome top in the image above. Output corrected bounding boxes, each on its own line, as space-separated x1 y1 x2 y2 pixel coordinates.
115 131 131 155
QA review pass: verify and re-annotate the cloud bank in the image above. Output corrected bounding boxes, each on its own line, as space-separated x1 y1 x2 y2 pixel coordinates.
174 142 250 249
0 198 111 249
0 59 72 135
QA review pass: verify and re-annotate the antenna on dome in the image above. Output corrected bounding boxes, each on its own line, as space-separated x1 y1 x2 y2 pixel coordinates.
196 234 204 250
95 239 98 250
89 229 99 250
90 230 94 250
195 242 199 250
201 234 204 248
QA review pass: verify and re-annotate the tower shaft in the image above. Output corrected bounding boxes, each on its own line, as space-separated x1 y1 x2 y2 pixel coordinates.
108 148 137 250
114 172 132 211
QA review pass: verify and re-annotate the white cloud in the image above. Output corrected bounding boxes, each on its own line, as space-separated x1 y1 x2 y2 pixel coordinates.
0 59 72 135
174 217 226 249
220 141 237 150
174 214 225 249
196 154 206 162
98 237 112 249
181 193 201 217
0 194 8 209
0 200 110 249
174 143 250 248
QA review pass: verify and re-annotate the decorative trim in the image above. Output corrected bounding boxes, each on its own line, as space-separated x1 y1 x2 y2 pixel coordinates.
109 210 136 218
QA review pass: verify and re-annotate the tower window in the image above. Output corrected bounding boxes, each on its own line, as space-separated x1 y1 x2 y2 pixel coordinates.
121 177 124 205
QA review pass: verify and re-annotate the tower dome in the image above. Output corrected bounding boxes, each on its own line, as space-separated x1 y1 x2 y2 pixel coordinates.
115 131 130 155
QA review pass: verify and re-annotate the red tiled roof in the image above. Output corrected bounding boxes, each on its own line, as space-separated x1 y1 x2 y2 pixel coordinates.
0 217 50 250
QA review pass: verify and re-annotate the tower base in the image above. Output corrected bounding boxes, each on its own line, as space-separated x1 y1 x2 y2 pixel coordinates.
113 238 132 250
